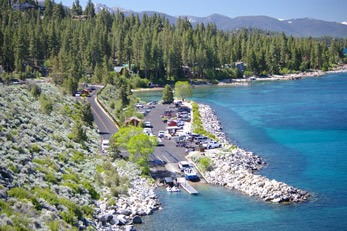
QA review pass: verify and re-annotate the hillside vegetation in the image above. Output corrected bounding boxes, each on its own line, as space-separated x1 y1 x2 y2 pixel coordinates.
0 83 158 230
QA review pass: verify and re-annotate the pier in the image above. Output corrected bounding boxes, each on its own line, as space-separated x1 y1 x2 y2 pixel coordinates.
177 177 199 195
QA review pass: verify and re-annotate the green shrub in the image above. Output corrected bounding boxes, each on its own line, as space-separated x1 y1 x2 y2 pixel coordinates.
71 151 84 163
8 187 30 199
62 173 80 183
107 198 116 206
57 197 83 220
0 199 12 215
47 220 60 231
131 76 150 88
63 182 81 194
8 187 42 210
102 161 113 171
58 153 68 163
110 185 128 197
30 144 41 153
96 165 104 173
33 159 48 166
70 121 87 143
60 210 76 225
31 197 42 210
30 84 41 98
12 216 32 231
94 172 103 186
39 94 53 114
0 225 16 231
46 172 58 184
7 163 18 173
198 157 212 172
82 181 100 200
81 205 94 217
105 174 120 188
33 187 58 205
5 134 14 141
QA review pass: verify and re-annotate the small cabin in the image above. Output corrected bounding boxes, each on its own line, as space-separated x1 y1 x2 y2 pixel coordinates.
125 116 142 127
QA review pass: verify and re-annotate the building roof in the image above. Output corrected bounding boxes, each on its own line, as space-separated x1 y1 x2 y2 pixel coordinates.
114 66 125 73
125 116 141 124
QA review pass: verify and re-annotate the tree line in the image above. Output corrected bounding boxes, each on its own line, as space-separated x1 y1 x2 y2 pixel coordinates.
0 0 346 90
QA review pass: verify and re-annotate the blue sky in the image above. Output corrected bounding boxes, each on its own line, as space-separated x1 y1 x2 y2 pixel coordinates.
61 0 347 23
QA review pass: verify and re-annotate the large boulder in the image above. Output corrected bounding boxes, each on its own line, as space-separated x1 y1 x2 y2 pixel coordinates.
132 216 142 224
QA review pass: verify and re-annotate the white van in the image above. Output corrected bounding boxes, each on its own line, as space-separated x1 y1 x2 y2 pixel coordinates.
101 139 110 153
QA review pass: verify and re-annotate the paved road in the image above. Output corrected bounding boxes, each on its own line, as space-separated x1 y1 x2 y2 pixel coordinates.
87 86 119 142
143 104 187 164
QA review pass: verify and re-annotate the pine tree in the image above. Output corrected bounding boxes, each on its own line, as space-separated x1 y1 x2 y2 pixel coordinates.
72 0 82 16
84 0 95 17
162 84 173 102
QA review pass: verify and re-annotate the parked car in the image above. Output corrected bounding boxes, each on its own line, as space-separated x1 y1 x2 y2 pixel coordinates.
194 136 208 144
144 121 152 128
158 130 165 138
101 139 110 153
178 161 190 172
75 91 81 97
202 141 222 149
148 101 157 105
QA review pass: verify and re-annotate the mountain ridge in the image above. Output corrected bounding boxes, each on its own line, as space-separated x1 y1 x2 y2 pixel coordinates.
94 4 347 38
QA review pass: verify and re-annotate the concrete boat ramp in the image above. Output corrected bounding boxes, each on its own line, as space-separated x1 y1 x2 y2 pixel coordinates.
150 162 200 195
177 177 199 195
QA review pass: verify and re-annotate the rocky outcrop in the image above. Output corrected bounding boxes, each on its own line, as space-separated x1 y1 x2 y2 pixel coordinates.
93 166 160 230
196 104 309 203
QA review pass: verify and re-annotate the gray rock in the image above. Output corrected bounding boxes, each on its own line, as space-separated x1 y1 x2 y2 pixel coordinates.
106 214 113 222
0 189 7 199
117 215 128 225
132 216 142 224
99 215 107 223
100 202 107 211
118 208 131 216
109 217 120 225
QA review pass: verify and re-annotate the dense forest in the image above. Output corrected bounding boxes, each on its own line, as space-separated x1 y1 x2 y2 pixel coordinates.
1 0 347 90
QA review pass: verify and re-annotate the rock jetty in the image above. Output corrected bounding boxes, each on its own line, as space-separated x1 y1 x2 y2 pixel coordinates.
196 104 309 203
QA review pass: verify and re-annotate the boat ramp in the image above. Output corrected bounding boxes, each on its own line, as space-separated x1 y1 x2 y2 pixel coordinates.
177 177 199 195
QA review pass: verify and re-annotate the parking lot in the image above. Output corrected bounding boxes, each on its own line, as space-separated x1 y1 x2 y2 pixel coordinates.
143 104 188 164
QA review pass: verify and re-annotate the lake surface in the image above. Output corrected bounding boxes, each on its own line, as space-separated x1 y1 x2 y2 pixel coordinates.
135 73 347 231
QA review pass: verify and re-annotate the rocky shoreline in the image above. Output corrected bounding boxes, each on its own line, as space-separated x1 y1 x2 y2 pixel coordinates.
195 104 310 203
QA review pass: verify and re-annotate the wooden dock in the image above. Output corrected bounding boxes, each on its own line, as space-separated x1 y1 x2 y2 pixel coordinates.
177 177 199 195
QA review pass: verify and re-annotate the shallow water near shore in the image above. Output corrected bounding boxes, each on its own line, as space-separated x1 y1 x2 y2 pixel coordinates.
135 73 347 231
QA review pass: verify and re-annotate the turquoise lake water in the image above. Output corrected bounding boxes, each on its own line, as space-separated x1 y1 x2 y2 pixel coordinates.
135 73 347 231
